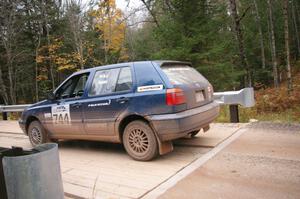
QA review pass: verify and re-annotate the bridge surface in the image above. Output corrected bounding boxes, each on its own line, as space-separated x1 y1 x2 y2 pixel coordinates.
0 121 299 199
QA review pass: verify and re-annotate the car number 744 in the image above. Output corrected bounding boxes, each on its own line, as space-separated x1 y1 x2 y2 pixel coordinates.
51 104 71 124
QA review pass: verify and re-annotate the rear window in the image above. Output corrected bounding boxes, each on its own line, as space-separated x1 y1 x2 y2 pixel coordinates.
161 65 206 85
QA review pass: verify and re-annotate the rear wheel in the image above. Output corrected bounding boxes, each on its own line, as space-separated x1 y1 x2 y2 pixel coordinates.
123 120 158 161
190 129 200 138
28 121 49 146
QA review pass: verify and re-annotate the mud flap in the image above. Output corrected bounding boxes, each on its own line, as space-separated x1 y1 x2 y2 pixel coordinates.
158 140 173 155
203 125 210 132
147 120 174 155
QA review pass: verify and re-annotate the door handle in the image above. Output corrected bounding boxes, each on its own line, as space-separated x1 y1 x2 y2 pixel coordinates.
116 97 129 103
71 102 82 108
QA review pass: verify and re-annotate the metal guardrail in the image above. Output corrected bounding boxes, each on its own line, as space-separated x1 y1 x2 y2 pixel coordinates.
213 87 255 108
0 104 31 120
0 88 255 122
214 87 255 122
0 104 31 113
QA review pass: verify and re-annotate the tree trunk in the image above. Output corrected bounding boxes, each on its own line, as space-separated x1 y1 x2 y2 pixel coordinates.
291 0 300 58
46 27 55 91
296 1 300 26
0 66 9 105
0 0 17 104
8 64 16 104
253 0 266 69
228 0 251 87
35 32 41 102
267 0 279 88
41 0 55 91
140 0 160 27
66 0 85 69
283 0 292 93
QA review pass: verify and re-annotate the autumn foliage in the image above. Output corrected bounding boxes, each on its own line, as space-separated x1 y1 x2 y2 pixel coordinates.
255 72 300 113
90 0 128 62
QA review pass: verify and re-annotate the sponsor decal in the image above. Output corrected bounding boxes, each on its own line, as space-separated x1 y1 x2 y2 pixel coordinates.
88 100 111 107
51 104 71 124
137 84 163 92
44 113 52 118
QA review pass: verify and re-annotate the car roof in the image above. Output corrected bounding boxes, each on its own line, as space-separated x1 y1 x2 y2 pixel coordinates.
72 60 192 76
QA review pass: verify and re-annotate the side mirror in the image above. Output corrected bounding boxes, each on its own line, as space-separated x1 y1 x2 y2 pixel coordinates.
47 92 55 101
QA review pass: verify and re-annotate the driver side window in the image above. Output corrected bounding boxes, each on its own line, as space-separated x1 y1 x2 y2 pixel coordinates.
55 73 89 100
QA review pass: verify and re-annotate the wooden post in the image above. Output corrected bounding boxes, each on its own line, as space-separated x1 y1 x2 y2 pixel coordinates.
2 112 7 120
229 105 239 123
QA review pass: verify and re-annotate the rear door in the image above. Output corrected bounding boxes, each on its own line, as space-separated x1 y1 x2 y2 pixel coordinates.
82 66 134 135
161 65 213 110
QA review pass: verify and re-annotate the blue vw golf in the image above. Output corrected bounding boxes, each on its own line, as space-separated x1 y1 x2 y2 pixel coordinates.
19 61 219 161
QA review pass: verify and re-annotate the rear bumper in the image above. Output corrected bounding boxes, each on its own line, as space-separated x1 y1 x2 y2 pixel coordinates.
147 101 220 141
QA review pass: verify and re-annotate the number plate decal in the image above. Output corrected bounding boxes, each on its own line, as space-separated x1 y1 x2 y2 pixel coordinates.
51 104 71 124
195 91 205 102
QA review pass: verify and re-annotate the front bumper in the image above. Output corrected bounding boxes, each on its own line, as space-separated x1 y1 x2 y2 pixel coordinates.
148 101 220 141
18 119 27 135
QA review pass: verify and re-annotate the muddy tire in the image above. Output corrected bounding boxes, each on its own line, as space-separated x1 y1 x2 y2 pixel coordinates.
190 129 200 138
123 120 158 161
28 120 49 146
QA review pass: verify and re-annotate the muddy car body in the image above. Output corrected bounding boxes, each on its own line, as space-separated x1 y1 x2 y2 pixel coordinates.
19 61 219 160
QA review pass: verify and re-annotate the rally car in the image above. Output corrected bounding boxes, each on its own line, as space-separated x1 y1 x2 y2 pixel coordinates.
19 61 219 161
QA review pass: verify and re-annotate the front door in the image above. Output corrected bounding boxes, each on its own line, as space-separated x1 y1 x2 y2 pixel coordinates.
83 66 134 135
46 73 89 136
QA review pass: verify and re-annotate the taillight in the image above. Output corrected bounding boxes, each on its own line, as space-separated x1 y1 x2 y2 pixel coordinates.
166 88 186 105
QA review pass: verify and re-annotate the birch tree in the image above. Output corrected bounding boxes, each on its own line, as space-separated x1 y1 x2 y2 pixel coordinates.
283 0 292 93
253 0 266 69
66 0 86 70
267 0 279 88
228 0 251 87
0 0 20 104
291 0 300 58
91 0 127 64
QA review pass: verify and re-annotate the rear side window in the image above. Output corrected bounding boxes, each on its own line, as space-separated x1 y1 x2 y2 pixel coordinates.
134 63 164 86
89 68 120 96
116 67 132 92
161 65 206 85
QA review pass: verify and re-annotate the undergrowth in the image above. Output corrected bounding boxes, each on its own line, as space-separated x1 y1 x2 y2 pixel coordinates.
217 66 300 123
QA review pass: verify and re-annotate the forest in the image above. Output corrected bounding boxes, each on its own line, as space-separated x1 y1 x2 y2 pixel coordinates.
0 0 299 121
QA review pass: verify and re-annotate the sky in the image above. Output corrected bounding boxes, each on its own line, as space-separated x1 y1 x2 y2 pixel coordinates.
115 0 143 11
81 0 146 27
115 0 146 28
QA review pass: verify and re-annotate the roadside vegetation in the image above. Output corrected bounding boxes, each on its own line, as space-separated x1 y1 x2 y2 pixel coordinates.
218 62 300 123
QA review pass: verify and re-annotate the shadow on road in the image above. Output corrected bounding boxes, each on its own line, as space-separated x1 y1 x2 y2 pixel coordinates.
57 140 125 152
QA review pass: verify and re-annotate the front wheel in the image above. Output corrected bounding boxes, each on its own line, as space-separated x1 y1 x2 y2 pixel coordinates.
123 120 158 161
28 120 49 146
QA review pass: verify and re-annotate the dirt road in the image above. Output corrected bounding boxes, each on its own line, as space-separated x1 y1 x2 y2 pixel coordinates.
157 122 300 199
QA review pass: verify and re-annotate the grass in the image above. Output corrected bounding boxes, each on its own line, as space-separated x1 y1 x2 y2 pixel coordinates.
216 105 300 123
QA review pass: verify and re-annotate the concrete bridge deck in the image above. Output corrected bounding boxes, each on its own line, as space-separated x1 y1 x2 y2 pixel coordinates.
0 121 299 199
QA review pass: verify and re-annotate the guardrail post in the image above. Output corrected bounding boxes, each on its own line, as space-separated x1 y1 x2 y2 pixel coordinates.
229 105 239 123
2 112 7 121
